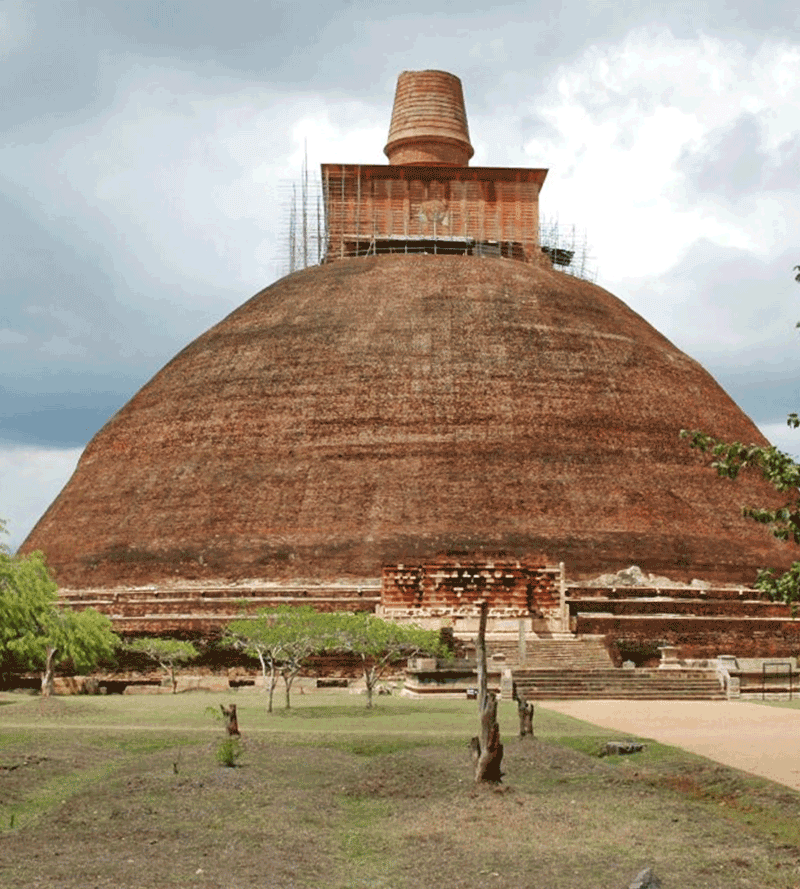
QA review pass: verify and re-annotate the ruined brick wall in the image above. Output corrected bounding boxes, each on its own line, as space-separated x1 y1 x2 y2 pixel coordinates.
568 585 800 659
382 559 561 622
59 585 380 639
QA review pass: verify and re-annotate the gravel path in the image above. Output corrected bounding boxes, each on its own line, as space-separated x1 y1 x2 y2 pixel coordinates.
541 699 800 791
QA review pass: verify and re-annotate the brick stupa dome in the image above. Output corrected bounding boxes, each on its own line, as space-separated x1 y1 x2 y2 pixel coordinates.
21 70 798 591
22 254 796 587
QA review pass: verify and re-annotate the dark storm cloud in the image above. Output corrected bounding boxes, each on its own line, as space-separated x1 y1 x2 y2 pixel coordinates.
0 388 123 447
2 3 113 134
714 372 800 434
11 0 796 137
0 176 230 446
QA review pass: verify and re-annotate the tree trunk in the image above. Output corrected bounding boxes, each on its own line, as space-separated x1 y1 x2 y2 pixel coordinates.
476 599 488 710
517 696 534 739
363 658 376 709
472 691 504 782
282 668 297 709
220 704 240 736
41 646 56 698
257 653 277 713
471 600 504 782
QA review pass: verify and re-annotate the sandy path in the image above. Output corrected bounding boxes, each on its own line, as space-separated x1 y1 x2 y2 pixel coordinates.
541 700 800 791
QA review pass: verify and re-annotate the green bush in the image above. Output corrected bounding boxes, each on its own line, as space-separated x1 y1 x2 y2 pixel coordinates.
216 738 243 768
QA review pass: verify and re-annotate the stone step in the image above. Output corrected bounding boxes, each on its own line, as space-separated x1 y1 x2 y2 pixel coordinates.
530 691 726 696
486 638 614 669
512 667 725 701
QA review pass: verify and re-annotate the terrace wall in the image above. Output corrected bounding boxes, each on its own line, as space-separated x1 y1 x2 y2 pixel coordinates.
567 585 800 659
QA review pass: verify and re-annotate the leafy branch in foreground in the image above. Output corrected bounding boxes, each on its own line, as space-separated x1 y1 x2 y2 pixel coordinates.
680 427 800 544
681 425 800 604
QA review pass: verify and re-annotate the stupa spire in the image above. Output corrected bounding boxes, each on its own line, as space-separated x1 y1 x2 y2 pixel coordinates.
383 69 474 166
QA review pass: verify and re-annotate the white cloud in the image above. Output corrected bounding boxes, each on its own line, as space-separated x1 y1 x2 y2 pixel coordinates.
0 0 33 61
756 421 800 461
39 335 88 357
0 444 83 553
0 328 27 344
1 65 390 306
514 30 800 284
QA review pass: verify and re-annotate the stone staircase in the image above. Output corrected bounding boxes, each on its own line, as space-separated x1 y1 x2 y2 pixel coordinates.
483 636 615 669
512 668 725 701
481 636 725 701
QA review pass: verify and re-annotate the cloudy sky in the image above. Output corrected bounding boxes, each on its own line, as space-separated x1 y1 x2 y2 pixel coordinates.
2 0 799 552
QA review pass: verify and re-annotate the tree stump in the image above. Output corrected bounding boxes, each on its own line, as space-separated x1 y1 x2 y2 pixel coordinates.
472 691 504 782
517 697 534 739
471 600 504 782
220 704 240 737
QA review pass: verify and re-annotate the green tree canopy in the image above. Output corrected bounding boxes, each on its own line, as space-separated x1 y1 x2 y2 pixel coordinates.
225 607 442 709
225 608 296 712
0 524 119 694
326 612 444 708
126 637 199 693
682 425 800 604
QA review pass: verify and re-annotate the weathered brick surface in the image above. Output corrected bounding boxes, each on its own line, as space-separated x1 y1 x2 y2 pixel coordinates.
382 558 559 617
574 599 790 618
568 584 800 658
325 70 545 265
322 163 545 264
22 254 799 589
577 615 800 660
384 70 474 166
56 586 379 636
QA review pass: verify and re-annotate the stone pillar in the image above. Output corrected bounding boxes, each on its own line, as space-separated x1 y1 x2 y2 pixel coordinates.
658 645 681 669
500 667 514 701
717 654 740 699
559 561 569 633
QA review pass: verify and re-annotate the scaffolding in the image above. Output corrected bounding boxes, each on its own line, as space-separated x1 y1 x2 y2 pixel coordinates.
280 167 596 283
539 217 597 283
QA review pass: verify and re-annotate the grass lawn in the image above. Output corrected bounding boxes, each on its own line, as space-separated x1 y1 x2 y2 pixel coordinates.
1 689 799 888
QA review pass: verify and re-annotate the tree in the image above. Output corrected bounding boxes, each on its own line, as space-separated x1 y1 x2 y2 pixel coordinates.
225 609 289 712
273 606 331 709
681 265 800 604
327 612 443 708
0 525 119 695
225 605 331 709
126 637 199 693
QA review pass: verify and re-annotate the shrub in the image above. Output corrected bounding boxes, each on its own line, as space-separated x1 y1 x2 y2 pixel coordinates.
216 738 243 768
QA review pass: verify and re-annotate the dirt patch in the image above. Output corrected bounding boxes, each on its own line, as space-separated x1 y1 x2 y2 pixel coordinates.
2 700 800 888
542 700 800 791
